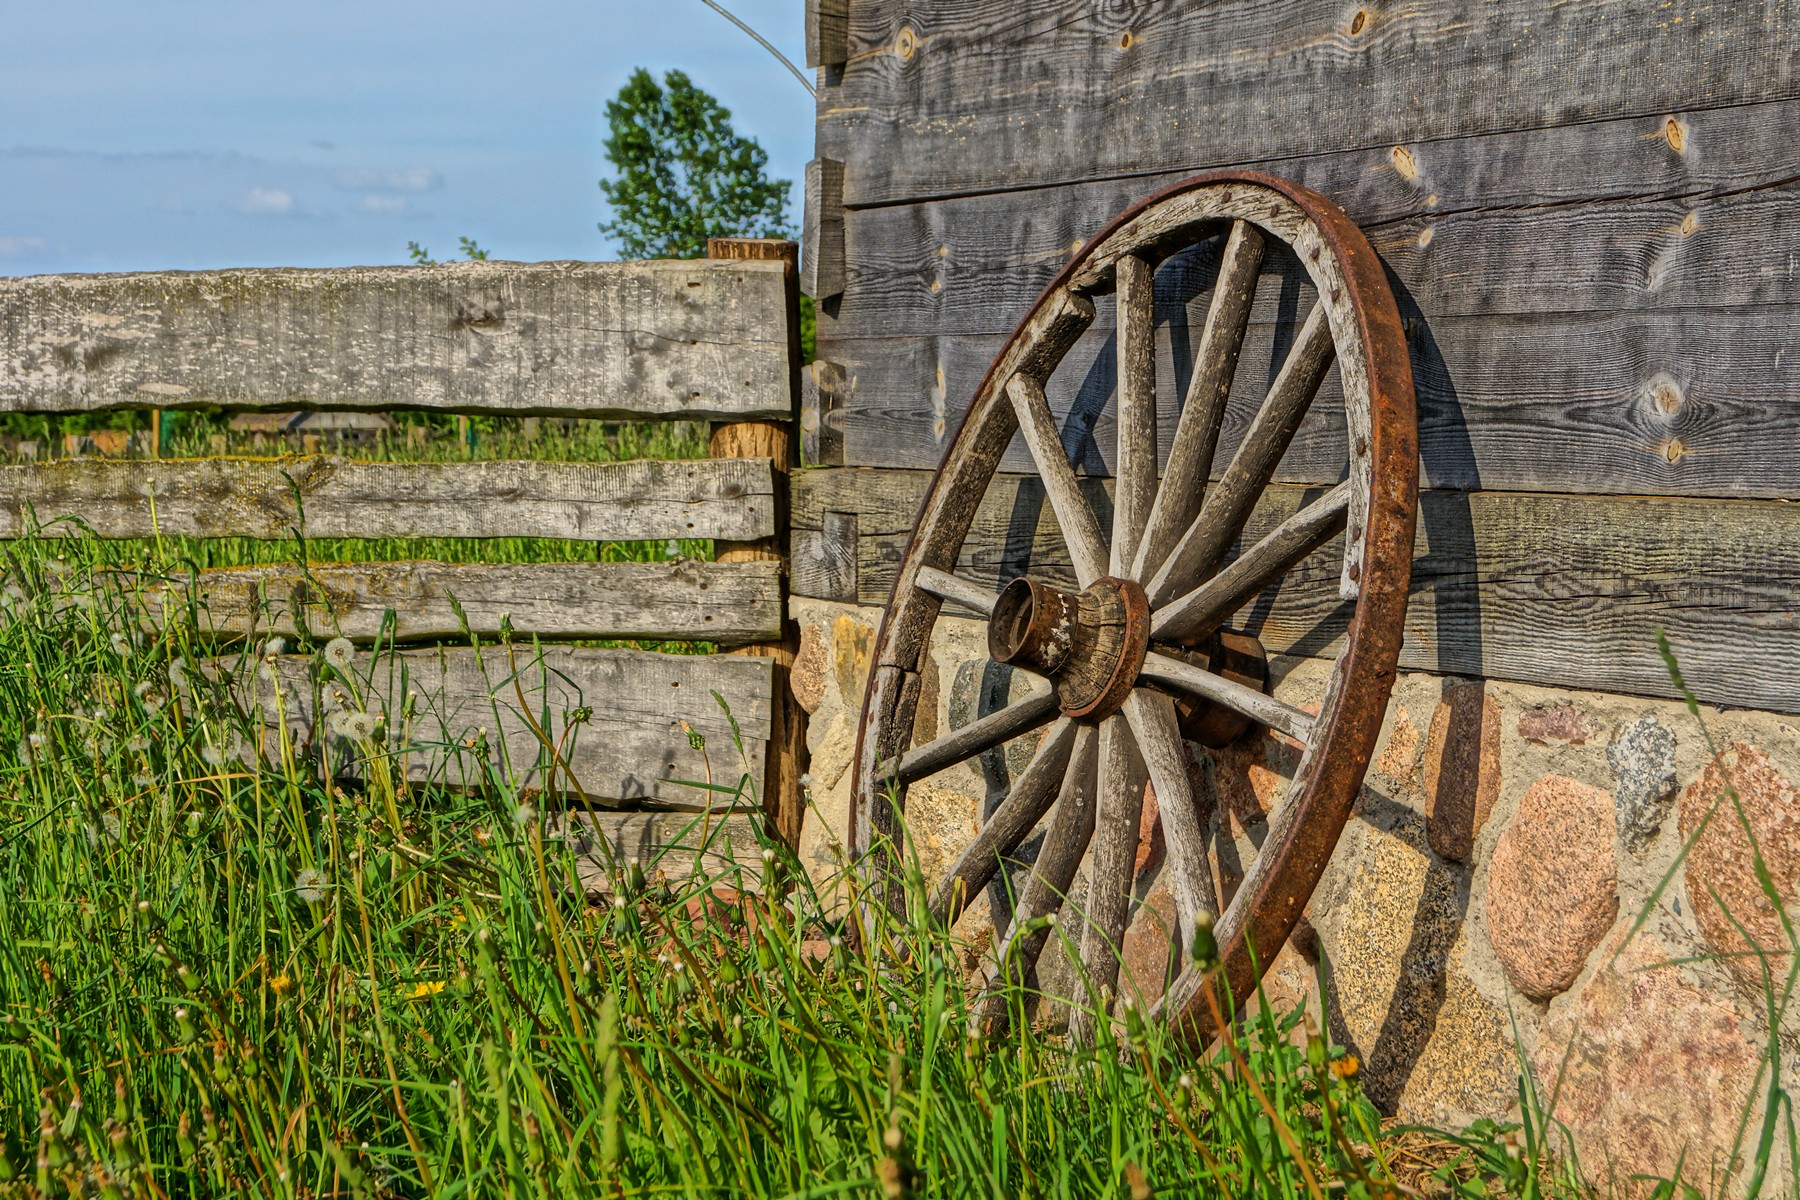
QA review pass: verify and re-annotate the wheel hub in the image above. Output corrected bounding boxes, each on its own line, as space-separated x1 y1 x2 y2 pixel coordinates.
987 575 1150 720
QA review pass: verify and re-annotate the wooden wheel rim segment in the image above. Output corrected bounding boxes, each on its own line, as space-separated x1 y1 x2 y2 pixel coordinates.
849 171 1419 1046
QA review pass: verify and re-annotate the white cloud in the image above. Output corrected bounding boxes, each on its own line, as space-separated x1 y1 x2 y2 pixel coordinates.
358 195 412 216
330 165 441 192
240 187 296 215
0 235 46 256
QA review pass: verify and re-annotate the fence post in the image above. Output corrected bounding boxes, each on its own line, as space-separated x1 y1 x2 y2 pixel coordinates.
707 237 808 851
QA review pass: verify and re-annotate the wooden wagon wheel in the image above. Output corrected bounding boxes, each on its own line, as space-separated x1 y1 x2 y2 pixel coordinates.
847 171 1418 1045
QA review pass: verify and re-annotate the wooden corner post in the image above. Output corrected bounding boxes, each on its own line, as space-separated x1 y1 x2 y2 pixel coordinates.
706 237 808 850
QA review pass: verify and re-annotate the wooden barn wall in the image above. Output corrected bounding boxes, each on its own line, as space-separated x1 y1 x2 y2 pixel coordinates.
800 0 1800 713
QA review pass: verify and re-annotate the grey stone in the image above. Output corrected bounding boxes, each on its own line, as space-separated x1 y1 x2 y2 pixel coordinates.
1607 717 1677 852
948 659 1036 797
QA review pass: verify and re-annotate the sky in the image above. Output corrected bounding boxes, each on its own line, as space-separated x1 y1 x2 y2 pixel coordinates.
0 1 814 276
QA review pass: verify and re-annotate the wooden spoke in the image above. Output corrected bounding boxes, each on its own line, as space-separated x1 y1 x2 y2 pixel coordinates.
971 726 1100 1032
1146 300 1336 606
1150 482 1350 643
1120 691 1221 959
928 717 1080 927
1006 373 1110 587
881 688 1060 786
914 565 997 616
1138 651 1315 743
1111 252 1159 576
1066 713 1145 1045
1134 221 1266 583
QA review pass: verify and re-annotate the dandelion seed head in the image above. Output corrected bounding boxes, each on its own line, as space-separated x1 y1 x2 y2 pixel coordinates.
263 636 286 658
200 742 224 767
294 867 329 905
342 711 375 741
27 730 46 749
167 659 189 691
322 638 355 670
512 802 538 827
109 632 131 656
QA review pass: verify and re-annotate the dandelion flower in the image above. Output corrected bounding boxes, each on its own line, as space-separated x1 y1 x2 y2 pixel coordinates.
322 638 355 671
269 974 293 997
406 980 446 1001
294 867 329 905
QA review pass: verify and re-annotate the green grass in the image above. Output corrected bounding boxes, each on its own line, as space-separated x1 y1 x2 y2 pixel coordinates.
0 525 1589 1199
1 423 1772 1197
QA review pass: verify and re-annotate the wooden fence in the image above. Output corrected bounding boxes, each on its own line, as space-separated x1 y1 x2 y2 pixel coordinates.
0 239 805 884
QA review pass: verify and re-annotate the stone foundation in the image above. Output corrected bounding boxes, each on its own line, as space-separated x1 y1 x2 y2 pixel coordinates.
789 596 1800 1195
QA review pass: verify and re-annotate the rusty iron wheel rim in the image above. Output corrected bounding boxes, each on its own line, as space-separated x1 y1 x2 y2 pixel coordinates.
847 170 1418 1045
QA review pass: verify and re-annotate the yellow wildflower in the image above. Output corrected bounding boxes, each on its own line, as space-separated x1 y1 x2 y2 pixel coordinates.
406 980 446 1001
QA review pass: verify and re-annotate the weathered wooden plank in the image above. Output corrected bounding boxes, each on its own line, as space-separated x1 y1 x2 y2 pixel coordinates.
817 1 1798 207
817 302 1800 497
0 259 792 419
228 645 772 806
805 0 850 68
0 455 775 541
133 559 782 645
553 811 766 893
791 467 1800 714
818 97 1800 345
803 159 847 300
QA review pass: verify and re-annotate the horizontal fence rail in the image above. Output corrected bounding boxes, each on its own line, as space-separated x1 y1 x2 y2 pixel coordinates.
0 260 793 420
224 645 773 808
129 559 783 645
0 456 775 542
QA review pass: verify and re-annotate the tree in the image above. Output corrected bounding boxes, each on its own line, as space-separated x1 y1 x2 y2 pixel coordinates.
598 69 791 259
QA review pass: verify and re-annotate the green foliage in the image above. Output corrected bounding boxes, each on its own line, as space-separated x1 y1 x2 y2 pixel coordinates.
598 68 792 259
406 237 490 265
0 526 1594 1198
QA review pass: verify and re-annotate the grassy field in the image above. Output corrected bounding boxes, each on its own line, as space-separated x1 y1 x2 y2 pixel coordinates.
0 425 1645 1196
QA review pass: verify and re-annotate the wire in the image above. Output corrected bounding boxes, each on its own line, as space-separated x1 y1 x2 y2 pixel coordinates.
695 0 816 98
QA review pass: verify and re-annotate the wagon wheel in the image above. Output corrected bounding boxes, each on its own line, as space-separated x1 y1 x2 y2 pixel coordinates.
847 171 1417 1045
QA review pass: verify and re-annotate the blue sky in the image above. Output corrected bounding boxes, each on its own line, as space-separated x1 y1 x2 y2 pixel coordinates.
1 1 813 276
